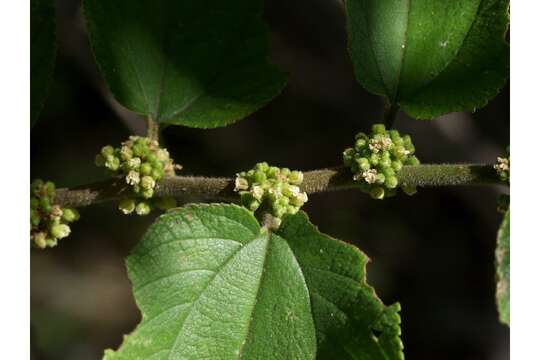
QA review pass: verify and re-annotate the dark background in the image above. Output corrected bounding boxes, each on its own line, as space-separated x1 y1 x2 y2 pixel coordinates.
31 0 510 359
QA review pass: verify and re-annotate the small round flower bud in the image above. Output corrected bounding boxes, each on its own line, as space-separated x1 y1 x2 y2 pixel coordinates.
51 223 71 239
140 162 153 176
385 176 398 189
372 124 386 134
120 146 133 161
135 201 151 216
288 171 304 185
291 192 308 207
406 156 420 166
370 186 385 200
252 171 266 184
267 167 280 179
119 198 136 214
32 232 47 249
105 156 120 171
141 188 154 199
62 208 80 223
141 176 156 190
255 162 269 172
101 145 115 157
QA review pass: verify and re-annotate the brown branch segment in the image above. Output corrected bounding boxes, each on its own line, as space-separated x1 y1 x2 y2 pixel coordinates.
54 164 503 208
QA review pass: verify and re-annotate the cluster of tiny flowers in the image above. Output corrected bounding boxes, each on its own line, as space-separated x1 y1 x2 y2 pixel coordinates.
95 136 180 215
494 154 509 183
235 162 308 228
30 179 80 249
343 123 419 199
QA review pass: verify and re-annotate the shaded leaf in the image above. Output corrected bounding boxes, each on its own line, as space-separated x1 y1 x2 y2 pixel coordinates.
345 0 509 119
105 204 403 359
84 0 286 129
31 0 56 127
495 209 510 325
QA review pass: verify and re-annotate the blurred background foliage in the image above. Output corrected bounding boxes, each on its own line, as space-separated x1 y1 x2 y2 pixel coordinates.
31 0 509 359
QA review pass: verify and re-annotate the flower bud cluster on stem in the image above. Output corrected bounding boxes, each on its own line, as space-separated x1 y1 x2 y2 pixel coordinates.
343 123 419 199
235 162 308 229
30 179 80 249
95 136 180 215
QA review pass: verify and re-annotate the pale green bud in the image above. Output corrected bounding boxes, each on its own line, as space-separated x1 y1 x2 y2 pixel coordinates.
32 232 47 249
120 146 133 161
140 162 153 176
62 208 80 223
370 186 385 200
141 175 156 190
372 124 386 135
119 198 136 214
51 223 71 239
290 192 308 207
288 171 304 185
135 202 151 216
101 145 115 157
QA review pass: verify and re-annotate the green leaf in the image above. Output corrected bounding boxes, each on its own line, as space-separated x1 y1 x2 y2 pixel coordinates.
495 209 510 326
31 0 56 127
105 204 403 360
277 212 404 360
345 0 509 119
83 0 286 129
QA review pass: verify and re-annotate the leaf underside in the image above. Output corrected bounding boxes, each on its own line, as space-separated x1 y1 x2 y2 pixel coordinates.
104 204 403 360
83 0 287 129
345 0 509 119
495 209 509 326
31 0 56 127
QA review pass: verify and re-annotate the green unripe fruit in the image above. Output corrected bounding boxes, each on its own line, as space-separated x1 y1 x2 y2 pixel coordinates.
391 161 403 172
119 198 136 214
141 188 154 199
31 210 41 227
135 202 151 216
39 197 51 213
355 138 367 149
370 186 385 200
385 176 398 189
369 153 379 166
356 157 371 171
375 173 386 184
267 167 280 179
51 223 71 239
44 181 55 196
252 170 266 184
140 163 153 176
62 208 80 223
152 168 164 180
379 157 392 169
407 156 420 166
372 124 386 134
101 145 115 157
255 162 269 172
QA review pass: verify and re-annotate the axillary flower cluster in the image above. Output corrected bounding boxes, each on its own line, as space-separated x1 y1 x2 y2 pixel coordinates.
95 136 180 215
343 123 419 199
235 162 308 228
30 179 80 249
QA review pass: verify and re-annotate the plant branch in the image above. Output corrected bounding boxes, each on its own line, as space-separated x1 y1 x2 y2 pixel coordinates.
54 164 503 208
146 116 160 142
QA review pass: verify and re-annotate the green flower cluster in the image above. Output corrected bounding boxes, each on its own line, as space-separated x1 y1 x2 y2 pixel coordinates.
95 136 180 215
343 123 419 199
494 153 509 183
235 162 308 228
30 179 80 249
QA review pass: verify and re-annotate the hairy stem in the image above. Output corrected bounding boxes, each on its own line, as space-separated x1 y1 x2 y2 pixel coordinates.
54 164 503 208
146 116 160 143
